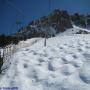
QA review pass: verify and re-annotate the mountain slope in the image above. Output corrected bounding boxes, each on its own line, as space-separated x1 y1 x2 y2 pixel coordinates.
58 24 90 36
15 9 90 41
0 34 90 90
15 9 72 40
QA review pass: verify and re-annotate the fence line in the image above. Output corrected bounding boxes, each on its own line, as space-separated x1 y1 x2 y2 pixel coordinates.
2 44 16 62
0 38 42 63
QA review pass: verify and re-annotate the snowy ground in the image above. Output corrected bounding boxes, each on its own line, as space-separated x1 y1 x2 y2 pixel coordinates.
0 34 90 90
0 48 3 58
58 25 90 36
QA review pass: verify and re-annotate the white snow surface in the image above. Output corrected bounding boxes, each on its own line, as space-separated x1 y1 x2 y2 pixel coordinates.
58 24 90 36
16 38 42 50
72 25 90 32
0 34 90 90
0 48 3 58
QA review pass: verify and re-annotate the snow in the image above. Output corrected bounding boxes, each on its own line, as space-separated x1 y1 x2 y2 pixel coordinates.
0 48 3 58
72 25 90 32
0 27 90 90
58 24 90 36
16 38 42 50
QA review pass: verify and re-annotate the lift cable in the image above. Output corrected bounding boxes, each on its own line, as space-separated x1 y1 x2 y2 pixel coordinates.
6 0 24 16
44 0 52 46
5 0 25 34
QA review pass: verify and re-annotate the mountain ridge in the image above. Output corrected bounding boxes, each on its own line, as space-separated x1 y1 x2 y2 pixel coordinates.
0 9 90 47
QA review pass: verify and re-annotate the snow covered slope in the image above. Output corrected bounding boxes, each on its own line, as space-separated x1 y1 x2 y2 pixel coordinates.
72 25 90 32
0 34 90 90
0 48 3 58
59 24 90 36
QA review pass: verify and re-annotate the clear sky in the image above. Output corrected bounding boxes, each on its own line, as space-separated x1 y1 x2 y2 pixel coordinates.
0 0 90 35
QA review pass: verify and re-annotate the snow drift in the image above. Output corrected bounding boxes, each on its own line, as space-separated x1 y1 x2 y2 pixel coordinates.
0 33 90 90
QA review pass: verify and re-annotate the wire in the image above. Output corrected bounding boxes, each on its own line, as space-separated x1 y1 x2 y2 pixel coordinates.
5 0 25 34
49 0 51 12
6 0 24 17
5 0 25 23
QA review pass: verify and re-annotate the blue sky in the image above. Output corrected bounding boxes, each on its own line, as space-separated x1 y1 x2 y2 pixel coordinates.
0 0 90 35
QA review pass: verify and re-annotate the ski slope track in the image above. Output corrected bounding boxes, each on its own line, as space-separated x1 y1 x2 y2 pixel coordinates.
0 26 90 90
58 24 90 36
72 25 90 33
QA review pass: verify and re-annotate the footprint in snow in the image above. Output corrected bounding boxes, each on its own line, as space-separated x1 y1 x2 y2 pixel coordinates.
23 63 28 68
72 59 83 68
22 52 27 56
72 54 78 59
38 58 45 63
59 46 64 50
79 63 90 84
25 49 29 51
63 43 68 46
61 55 74 64
61 64 76 76
83 52 90 62
41 53 48 57
48 60 60 71
85 45 90 49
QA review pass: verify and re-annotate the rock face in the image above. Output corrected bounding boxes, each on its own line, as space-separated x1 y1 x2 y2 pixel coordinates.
1 10 90 46
76 30 90 34
16 9 90 40
29 9 72 32
49 10 72 32
16 9 72 40
71 13 90 27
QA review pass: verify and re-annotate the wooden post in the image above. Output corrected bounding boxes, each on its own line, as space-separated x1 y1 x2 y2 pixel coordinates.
85 16 87 28
44 29 47 46
44 0 51 47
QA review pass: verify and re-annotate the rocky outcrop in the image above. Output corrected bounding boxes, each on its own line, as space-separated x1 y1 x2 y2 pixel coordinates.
49 10 72 32
28 9 72 32
1 10 90 47
16 9 90 40
76 30 90 34
71 13 90 27
17 9 72 39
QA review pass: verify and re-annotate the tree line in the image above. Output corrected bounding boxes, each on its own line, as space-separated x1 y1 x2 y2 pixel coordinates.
0 34 19 47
